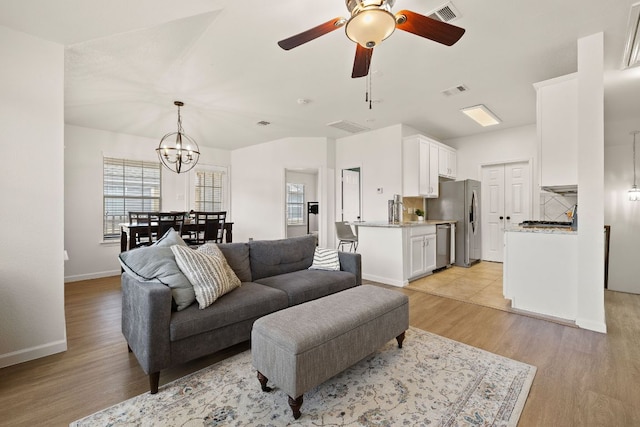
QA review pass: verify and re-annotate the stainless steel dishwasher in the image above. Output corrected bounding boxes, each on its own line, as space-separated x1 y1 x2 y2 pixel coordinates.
436 223 451 269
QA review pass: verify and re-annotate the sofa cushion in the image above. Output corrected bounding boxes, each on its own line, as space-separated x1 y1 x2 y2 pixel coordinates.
171 245 241 309
217 242 252 282
309 247 340 271
254 269 357 306
249 235 316 281
118 229 195 311
169 282 289 341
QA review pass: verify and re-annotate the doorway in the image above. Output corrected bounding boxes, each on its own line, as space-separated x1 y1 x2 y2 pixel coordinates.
481 161 531 262
341 167 361 221
285 169 319 239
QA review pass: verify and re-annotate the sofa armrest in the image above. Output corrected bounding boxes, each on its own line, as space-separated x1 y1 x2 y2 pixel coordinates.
338 252 362 286
121 273 173 375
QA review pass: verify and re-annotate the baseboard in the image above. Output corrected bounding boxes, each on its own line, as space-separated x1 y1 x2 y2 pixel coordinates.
0 339 67 369
362 273 407 288
576 317 607 334
65 270 120 283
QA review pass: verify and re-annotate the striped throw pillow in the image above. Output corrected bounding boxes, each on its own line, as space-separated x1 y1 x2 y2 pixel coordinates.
171 244 241 309
309 247 340 271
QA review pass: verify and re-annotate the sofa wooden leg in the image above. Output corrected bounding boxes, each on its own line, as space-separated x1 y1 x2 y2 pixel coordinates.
149 372 160 394
257 371 272 392
127 344 132 353
396 331 406 349
288 395 303 420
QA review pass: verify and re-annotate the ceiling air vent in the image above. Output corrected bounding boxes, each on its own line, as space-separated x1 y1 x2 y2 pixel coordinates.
256 120 271 126
327 120 370 134
441 84 468 97
622 2 640 68
428 1 461 23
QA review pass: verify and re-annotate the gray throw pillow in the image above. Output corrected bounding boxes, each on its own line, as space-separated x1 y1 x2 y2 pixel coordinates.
118 228 195 311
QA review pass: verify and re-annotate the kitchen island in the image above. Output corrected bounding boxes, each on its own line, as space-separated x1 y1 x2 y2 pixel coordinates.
354 220 455 287
503 226 578 321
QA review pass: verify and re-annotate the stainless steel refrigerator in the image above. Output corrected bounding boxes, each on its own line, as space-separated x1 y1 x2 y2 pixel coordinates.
427 179 481 267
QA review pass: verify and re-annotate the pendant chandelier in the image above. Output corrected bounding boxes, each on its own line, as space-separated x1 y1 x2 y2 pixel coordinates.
156 101 200 174
630 131 640 201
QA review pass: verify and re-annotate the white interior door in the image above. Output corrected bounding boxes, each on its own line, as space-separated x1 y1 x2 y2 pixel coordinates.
482 166 505 262
481 161 531 262
341 168 361 221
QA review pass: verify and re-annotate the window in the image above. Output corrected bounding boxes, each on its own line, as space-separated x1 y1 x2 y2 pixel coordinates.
286 183 305 225
194 169 225 212
103 157 161 239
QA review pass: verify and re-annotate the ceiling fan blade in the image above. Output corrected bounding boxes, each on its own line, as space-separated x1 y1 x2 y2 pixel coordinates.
278 17 346 50
352 44 373 78
395 10 465 46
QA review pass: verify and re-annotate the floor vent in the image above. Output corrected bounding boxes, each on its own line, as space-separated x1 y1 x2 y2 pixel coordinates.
327 120 370 133
441 84 468 97
428 2 461 23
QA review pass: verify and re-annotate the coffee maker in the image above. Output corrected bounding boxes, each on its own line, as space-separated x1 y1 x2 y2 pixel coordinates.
388 194 403 223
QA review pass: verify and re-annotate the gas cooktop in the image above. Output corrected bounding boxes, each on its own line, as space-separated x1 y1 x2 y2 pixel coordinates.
519 220 573 229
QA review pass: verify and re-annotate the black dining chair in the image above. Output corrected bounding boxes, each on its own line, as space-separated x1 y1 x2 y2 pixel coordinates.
157 212 186 239
188 211 227 245
128 211 158 247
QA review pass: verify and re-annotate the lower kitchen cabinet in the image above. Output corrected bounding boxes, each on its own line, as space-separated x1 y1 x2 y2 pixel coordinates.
356 223 437 287
408 231 437 279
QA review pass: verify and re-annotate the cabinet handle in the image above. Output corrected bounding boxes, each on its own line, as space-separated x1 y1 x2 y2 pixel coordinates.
499 216 504 220
506 216 511 220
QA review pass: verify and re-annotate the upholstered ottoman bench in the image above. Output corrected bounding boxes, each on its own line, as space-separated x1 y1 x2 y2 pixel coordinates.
251 284 409 419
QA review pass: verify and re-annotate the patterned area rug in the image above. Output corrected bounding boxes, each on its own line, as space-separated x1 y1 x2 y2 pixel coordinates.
71 327 536 426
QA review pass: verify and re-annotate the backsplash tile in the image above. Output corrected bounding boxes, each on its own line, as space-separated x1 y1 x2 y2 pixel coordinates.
540 193 577 221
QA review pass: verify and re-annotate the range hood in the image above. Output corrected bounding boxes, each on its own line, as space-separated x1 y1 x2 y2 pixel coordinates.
540 185 578 196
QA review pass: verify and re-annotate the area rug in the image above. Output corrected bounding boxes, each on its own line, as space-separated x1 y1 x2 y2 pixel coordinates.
71 327 536 426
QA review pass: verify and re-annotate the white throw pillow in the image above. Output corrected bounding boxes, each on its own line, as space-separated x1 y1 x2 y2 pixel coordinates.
309 247 341 271
171 244 241 309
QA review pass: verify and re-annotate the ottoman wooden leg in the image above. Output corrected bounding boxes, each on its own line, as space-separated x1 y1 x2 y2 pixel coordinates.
396 331 406 348
257 371 272 392
288 395 303 420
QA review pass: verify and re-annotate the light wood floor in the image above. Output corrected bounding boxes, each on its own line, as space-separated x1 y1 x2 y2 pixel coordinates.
1 275 639 426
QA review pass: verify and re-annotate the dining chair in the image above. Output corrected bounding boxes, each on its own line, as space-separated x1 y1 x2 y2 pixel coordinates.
335 221 358 252
189 211 227 245
128 211 158 247
157 212 186 240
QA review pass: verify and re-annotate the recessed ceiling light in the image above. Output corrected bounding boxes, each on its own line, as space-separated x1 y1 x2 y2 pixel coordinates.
460 104 501 127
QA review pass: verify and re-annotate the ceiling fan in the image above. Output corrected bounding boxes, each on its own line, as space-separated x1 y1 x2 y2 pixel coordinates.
277 0 466 78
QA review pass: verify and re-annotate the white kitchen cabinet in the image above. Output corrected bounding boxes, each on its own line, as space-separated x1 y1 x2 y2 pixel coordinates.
438 145 457 179
407 225 437 279
403 135 439 198
534 73 578 187
503 229 577 321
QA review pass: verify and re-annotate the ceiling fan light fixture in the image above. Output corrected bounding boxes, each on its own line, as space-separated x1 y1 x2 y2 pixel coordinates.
460 104 501 127
346 8 396 48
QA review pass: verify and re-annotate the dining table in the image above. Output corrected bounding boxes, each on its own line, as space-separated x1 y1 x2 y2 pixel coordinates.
120 221 233 252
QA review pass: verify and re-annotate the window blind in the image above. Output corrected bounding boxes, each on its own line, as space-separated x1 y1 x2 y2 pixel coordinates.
286 183 305 225
194 170 224 212
103 157 161 239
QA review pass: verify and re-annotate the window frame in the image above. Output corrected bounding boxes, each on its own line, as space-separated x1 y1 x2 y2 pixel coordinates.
286 182 305 226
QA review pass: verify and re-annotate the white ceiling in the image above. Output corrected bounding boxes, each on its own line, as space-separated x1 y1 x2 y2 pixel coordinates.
1 0 639 150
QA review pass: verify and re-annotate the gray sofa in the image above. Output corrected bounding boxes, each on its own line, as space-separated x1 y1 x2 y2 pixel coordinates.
121 234 361 393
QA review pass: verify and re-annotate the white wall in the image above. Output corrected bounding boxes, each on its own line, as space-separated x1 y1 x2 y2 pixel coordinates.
336 124 421 222
0 26 66 367
605 144 640 294
64 124 230 282
231 137 335 247
576 33 606 333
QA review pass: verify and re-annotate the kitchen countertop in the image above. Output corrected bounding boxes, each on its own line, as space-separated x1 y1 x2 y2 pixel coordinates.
350 220 456 228
506 225 577 234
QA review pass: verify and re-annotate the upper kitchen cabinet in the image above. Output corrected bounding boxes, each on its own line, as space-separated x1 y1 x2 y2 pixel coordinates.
438 145 457 179
534 73 578 188
403 135 439 198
